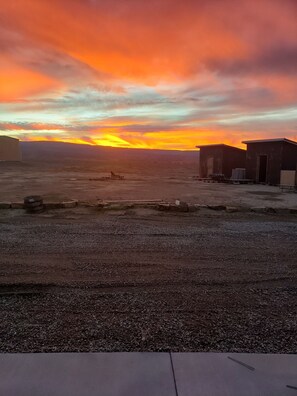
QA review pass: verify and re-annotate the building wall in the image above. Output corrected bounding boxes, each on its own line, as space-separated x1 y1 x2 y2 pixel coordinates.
245 142 283 185
199 146 224 177
0 137 22 161
282 142 297 171
222 147 246 178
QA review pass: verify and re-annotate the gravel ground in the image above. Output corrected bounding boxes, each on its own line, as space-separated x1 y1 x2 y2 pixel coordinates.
0 208 296 353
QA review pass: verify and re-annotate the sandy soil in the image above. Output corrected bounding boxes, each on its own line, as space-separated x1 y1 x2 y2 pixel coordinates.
0 208 296 353
0 160 297 208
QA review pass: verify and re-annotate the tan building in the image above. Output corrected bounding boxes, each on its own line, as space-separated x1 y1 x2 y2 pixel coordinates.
0 136 22 161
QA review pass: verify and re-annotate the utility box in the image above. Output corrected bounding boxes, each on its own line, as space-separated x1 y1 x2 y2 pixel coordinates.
280 170 297 187
231 168 246 180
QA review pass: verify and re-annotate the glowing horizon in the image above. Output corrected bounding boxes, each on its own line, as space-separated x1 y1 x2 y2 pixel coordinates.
1 0 297 150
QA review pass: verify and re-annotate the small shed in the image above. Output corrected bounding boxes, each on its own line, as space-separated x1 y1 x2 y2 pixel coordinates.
0 136 22 161
242 138 297 185
196 144 246 178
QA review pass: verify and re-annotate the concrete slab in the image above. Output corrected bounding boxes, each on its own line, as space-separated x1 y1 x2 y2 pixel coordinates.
0 353 176 396
233 353 297 377
172 352 297 396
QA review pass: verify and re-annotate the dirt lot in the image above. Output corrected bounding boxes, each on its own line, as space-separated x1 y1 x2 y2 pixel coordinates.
0 207 296 353
1 160 297 208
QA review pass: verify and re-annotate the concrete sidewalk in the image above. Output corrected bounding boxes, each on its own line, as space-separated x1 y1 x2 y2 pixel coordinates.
0 352 296 395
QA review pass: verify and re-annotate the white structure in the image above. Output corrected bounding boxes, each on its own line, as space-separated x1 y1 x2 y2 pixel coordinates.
0 136 21 161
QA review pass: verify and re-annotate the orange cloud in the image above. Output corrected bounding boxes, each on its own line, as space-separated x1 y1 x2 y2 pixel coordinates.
1 0 249 83
1 0 297 149
0 57 61 102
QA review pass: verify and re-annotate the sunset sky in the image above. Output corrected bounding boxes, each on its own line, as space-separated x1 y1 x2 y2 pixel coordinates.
0 0 297 149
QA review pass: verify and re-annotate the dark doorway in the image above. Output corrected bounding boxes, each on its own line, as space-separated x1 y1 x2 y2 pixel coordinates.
258 155 268 182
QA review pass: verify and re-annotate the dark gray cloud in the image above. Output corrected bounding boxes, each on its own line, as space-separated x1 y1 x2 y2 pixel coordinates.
207 44 297 76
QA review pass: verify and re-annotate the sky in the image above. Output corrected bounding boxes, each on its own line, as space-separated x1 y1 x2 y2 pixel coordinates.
0 0 297 150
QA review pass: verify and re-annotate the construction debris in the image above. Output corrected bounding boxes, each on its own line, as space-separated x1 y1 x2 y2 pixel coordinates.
11 202 24 209
175 199 189 211
24 195 44 214
251 207 266 213
105 199 163 204
61 200 78 208
158 200 190 212
226 206 239 213
207 205 226 211
0 198 296 215
89 171 124 181
44 203 64 209
110 171 124 180
0 202 11 209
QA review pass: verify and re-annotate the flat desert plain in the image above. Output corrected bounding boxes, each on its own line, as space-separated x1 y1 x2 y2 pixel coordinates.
0 143 296 352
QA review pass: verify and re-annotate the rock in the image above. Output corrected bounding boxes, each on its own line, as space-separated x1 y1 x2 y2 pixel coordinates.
106 204 134 210
193 204 207 209
208 205 226 211
97 202 106 209
275 208 290 215
237 206 250 212
174 205 189 212
188 205 199 212
158 203 171 211
139 203 159 209
61 200 78 208
44 202 63 209
251 207 266 213
78 201 97 207
11 202 24 209
24 195 42 204
174 201 189 212
158 202 189 212
265 207 277 213
226 206 239 213
0 202 11 209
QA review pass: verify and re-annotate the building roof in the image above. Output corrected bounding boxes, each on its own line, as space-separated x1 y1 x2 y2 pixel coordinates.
242 138 297 146
196 143 245 151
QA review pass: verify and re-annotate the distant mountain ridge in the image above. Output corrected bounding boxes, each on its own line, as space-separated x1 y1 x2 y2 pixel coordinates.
20 141 198 162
